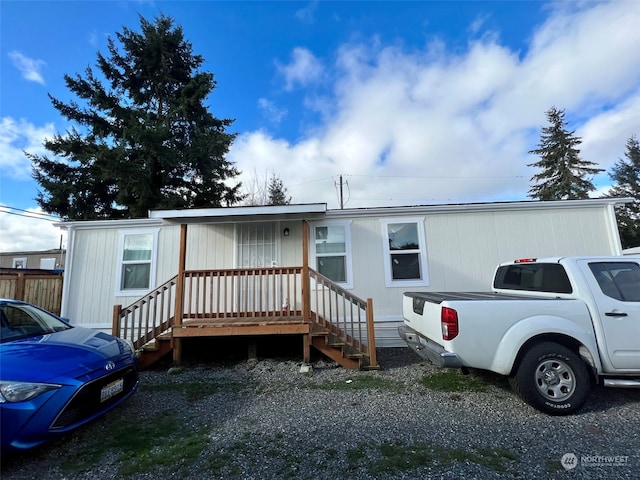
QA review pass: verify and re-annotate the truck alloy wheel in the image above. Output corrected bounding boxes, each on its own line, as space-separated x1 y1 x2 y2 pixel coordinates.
509 342 591 415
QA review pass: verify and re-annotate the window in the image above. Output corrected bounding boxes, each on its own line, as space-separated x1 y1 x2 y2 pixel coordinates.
310 222 352 288
115 230 158 296
589 262 640 302
381 218 429 287
494 263 572 294
1 303 70 343
40 258 56 270
12 258 27 269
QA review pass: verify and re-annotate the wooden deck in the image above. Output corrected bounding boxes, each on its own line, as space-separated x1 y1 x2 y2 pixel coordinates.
174 312 308 337
113 267 378 370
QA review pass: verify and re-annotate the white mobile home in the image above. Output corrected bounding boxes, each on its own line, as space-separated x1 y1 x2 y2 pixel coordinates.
58 198 628 368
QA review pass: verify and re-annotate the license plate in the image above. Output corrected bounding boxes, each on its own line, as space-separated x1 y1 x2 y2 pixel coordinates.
100 378 124 402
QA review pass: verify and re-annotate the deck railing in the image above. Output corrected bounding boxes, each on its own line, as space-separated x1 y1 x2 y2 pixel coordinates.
113 266 376 366
309 269 377 366
179 267 303 322
113 276 177 349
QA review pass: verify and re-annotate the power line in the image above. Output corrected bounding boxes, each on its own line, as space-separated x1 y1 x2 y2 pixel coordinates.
342 174 527 179
2 205 58 218
0 207 60 222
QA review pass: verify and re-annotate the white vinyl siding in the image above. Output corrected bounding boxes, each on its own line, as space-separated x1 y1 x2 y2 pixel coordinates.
381 217 429 287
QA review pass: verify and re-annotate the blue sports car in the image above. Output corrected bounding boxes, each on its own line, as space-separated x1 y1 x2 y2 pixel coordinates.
0 299 139 453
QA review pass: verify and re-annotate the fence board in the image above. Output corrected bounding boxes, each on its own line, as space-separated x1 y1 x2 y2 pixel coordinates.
0 273 63 315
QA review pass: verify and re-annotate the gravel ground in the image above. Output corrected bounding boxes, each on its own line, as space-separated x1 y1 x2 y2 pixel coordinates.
1 346 639 479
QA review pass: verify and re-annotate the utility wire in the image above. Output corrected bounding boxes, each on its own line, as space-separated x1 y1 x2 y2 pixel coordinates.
0 208 60 222
341 173 526 179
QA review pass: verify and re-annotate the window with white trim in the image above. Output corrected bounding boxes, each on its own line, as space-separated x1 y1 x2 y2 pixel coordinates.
12 258 27 269
310 221 353 288
115 229 158 296
381 217 429 287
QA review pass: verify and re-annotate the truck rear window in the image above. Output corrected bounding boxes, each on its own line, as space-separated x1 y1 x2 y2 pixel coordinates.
493 263 572 294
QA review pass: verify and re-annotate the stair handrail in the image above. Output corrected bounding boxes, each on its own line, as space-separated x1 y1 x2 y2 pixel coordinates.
308 268 377 367
112 275 178 349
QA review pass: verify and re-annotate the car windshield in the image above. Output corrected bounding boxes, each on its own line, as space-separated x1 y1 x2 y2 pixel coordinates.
0 303 72 343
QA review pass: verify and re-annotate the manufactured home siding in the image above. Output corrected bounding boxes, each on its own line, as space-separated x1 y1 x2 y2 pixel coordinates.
65 228 120 328
59 200 625 346
64 223 178 329
332 205 621 347
280 221 303 266
186 224 235 270
156 225 181 283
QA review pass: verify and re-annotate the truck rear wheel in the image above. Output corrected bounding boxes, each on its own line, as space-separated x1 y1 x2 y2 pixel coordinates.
509 342 591 415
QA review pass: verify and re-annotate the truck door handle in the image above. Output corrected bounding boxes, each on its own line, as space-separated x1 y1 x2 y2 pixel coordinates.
605 311 628 317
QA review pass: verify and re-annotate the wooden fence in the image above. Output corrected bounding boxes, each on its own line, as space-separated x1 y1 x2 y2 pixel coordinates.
0 272 63 316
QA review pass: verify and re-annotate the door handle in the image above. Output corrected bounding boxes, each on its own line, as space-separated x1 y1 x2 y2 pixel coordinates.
605 311 628 317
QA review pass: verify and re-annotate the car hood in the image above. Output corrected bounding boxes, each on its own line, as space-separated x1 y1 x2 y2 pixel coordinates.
0 327 133 383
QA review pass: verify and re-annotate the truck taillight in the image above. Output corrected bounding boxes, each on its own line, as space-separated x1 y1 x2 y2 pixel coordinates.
441 307 459 340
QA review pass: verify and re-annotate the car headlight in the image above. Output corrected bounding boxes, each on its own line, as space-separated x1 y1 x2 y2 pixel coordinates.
119 337 135 355
0 381 60 403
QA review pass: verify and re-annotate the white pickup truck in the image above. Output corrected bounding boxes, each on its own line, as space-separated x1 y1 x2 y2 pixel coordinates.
399 256 640 415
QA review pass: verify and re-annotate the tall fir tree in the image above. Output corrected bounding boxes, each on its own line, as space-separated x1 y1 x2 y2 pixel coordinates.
608 136 640 248
29 15 243 220
528 107 603 200
267 175 292 205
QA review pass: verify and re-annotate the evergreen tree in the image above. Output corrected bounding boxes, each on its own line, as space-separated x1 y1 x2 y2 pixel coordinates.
29 15 243 220
267 175 292 205
608 136 640 248
528 107 603 200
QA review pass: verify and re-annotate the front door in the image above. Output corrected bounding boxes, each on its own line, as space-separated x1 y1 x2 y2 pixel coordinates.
579 259 640 370
237 222 278 268
236 223 280 311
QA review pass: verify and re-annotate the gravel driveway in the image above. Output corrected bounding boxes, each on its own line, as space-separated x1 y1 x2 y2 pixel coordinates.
2 347 638 479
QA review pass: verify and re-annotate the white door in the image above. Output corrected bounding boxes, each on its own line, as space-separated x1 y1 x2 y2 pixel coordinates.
236 223 280 312
578 259 640 370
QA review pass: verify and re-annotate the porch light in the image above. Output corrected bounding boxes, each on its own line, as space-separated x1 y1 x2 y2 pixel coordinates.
283 227 290 237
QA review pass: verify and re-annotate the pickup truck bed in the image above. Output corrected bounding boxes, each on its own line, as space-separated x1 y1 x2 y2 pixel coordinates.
407 291 553 303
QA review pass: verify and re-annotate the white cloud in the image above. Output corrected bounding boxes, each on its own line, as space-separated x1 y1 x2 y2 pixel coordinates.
8 51 46 85
231 1 640 208
276 47 324 91
295 1 318 24
258 98 288 126
0 118 62 251
0 206 65 252
0 117 55 180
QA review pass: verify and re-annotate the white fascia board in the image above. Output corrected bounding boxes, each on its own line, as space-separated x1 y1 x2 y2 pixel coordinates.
325 198 634 219
148 203 327 222
53 218 162 230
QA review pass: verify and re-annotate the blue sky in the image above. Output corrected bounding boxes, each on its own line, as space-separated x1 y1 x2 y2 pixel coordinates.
2 1 640 252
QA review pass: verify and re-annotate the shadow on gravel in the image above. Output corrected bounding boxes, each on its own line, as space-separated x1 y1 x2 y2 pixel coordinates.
576 383 640 415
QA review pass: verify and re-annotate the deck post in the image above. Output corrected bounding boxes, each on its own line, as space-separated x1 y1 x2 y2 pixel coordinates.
112 304 122 337
366 298 378 368
302 220 312 364
173 223 188 365
302 220 310 323
302 333 310 363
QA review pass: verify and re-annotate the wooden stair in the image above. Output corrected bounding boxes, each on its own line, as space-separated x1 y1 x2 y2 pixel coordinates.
136 332 172 370
309 323 379 370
